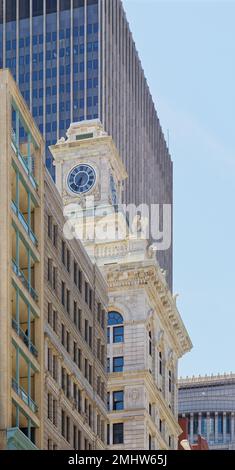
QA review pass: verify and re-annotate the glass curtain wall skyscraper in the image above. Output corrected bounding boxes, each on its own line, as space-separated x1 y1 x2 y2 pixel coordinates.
0 0 173 290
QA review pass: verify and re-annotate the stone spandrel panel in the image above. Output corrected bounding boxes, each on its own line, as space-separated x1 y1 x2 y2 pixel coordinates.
125 385 146 411
124 323 147 372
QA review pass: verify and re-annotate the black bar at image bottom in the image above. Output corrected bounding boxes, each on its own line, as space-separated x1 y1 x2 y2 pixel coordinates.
0 450 235 468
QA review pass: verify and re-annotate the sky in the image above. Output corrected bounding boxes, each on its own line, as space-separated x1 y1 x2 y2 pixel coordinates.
122 0 235 377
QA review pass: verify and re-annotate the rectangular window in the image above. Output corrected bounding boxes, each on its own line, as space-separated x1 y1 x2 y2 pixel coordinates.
61 281 65 306
66 289 70 314
89 326 92 348
113 423 124 445
48 258 53 283
73 301 77 326
61 410 65 437
48 215 52 238
97 302 101 323
113 391 124 411
48 302 52 326
169 370 172 393
159 352 162 376
84 359 88 379
53 399 57 426
67 249 70 272
78 270 82 293
113 326 124 343
52 355 58 381
74 261 78 285
62 240 66 265
66 416 70 443
85 281 88 303
89 365 92 385
73 425 77 450
78 309 82 331
73 341 77 363
61 324 65 346
113 357 124 373
53 310 58 333
48 393 52 420
89 288 92 310
53 266 57 291
85 319 88 342
53 225 58 247
66 331 70 353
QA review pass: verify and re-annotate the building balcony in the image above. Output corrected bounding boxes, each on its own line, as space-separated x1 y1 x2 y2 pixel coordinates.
12 259 38 302
11 130 38 191
12 318 38 359
7 427 37 450
12 378 38 414
11 201 38 246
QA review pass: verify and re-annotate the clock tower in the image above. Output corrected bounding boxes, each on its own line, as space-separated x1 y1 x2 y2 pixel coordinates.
51 119 127 207
50 120 132 262
50 120 192 451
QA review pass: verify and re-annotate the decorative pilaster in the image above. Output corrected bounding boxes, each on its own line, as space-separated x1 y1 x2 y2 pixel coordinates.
190 413 194 443
215 412 218 444
206 412 210 443
223 412 226 444
198 412 202 436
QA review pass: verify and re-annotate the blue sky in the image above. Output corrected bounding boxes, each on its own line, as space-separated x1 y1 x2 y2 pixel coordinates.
122 0 235 377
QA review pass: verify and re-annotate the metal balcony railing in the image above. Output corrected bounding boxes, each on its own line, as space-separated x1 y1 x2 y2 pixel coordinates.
12 260 38 302
11 201 38 247
11 131 38 191
12 318 38 358
12 377 38 413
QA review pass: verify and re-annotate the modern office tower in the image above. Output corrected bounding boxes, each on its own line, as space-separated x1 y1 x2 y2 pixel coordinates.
178 374 235 450
0 69 44 449
51 120 192 450
0 0 173 289
44 170 108 450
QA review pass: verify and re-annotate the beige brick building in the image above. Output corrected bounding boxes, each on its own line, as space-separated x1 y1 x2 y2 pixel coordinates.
0 70 108 450
0 69 44 449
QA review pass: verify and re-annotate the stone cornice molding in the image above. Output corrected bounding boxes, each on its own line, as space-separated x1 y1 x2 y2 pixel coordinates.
106 263 192 357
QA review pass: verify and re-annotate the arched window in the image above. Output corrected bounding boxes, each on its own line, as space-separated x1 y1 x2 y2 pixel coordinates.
107 311 124 343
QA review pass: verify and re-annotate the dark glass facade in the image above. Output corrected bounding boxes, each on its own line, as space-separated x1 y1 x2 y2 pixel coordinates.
0 0 99 178
0 0 173 289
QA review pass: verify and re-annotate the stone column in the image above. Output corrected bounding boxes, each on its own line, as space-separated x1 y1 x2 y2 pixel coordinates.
109 391 113 412
223 412 226 444
110 423 113 446
198 412 202 435
190 413 194 443
215 412 218 444
206 412 210 443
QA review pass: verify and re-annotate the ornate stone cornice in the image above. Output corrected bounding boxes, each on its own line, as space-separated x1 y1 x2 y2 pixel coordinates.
106 261 192 357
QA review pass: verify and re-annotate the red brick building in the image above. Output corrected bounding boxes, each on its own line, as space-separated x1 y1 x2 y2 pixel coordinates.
178 418 209 450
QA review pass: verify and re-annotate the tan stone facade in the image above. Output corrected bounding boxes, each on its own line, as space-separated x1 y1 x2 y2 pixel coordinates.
43 171 108 450
51 120 192 450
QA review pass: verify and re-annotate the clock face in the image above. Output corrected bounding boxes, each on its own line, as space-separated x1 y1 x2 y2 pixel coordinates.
67 164 96 194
